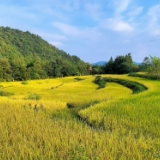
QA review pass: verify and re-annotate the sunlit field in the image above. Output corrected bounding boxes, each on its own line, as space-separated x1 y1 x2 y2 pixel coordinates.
0 75 160 159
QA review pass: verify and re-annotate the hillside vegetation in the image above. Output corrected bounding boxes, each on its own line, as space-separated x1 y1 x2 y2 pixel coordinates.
0 27 90 81
0 75 160 159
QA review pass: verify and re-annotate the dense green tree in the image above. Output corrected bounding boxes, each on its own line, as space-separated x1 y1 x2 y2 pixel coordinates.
130 64 140 72
92 65 103 75
113 55 126 74
141 57 151 71
0 26 90 81
0 58 12 81
10 55 26 80
143 56 160 79
113 53 135 74
125 53 133 64
101 53 139 74
44 61 54 77
104 57 114 74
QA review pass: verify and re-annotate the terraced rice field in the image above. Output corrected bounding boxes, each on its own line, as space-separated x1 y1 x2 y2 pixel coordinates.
0 75 160 159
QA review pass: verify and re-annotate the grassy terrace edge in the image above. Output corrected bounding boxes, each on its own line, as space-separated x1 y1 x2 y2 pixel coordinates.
128 72 160 80
94 76 148 94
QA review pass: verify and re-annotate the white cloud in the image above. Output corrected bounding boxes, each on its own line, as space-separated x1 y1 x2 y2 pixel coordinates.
114 0 132 14
38 32 66 41
148 4 160 21
152 30 160 36
50 41 63 47
85 3 101 20
128 7 143 17
26 29 66 48
52 22 81 36
101 18 133 32
52 21 101 42
147 4 160 36
61 0 80 11
102 0 133 33
127 7 143 21
0 5 38 21
113 20 133 32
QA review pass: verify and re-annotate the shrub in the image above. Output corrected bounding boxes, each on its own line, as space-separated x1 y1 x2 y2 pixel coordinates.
94 76 106 89
21 81 28 85
67 103 75 108
74 77 85 81
0 90 14 96
105 77 147 94
128 72 159 80
26 94 41 100
94 76 147 94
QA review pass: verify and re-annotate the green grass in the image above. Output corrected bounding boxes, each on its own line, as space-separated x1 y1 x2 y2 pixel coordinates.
128 72 160 80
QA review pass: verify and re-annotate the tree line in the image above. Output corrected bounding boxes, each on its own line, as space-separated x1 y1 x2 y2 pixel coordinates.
92 53 140 75
140 56 160 79
0 27 91 81
92 54 160 79
0 27 159 81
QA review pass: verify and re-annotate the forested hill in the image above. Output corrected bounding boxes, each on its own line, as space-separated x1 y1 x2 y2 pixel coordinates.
0 27 91 81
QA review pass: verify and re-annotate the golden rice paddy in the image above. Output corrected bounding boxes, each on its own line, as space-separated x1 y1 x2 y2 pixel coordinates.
0 75 159 159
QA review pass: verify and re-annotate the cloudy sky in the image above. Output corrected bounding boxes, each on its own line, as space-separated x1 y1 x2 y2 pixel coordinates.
0 0 160 63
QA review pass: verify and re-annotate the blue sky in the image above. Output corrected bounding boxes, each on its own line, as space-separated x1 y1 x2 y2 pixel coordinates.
0 0 160 63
